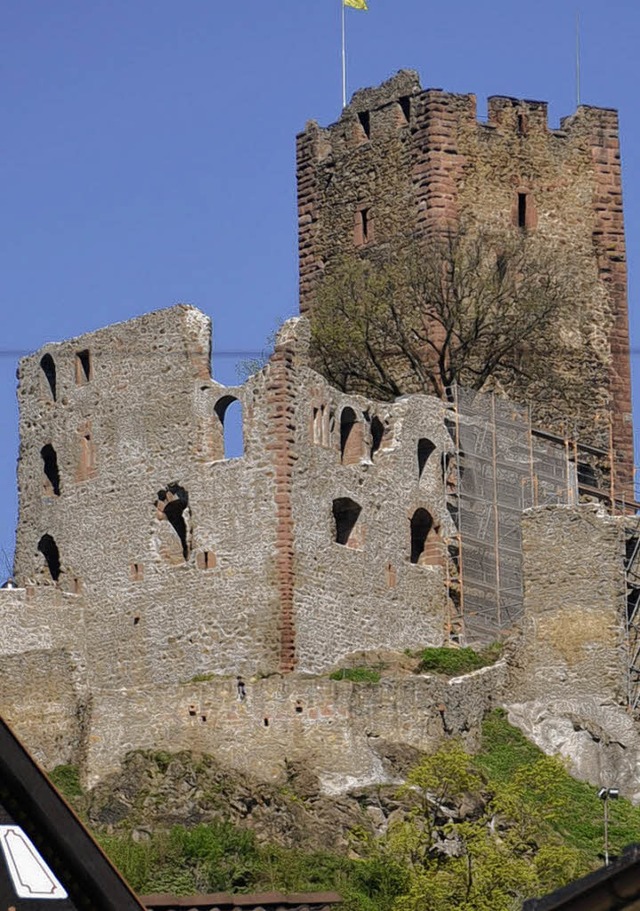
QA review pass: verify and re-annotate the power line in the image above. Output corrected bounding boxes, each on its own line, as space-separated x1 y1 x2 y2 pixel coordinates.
0 349 270 359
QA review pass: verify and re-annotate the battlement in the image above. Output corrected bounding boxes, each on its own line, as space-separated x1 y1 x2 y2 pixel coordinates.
297 70 620 168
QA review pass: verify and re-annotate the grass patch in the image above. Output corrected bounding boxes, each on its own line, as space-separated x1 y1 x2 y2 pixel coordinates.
330 666 381 684
416 642 503 676
49 764 83 799
478 709 640 863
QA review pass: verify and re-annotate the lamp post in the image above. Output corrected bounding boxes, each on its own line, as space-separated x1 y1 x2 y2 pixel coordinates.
598 787 619 866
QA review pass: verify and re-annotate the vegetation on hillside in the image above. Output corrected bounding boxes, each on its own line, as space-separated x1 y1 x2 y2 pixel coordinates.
57 711 640 910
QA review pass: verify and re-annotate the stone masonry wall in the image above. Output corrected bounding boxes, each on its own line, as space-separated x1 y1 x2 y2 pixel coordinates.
510 505 628 704
0 587 87 769
81 664 506 790
504 505 640 799
291 380 452 672
11 306 451 687
297 71 634 493
15 307 283 686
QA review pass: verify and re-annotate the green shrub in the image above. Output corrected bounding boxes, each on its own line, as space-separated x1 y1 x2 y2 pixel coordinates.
416 643 503 676
49 764 83 799
330 667 381 684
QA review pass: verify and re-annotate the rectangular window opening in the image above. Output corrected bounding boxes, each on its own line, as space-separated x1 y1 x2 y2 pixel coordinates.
75 350 92 385
517 193 527 229
358 110 371 139
399 96 411 124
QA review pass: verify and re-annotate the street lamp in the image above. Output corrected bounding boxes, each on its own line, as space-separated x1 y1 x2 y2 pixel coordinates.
598 787 619 866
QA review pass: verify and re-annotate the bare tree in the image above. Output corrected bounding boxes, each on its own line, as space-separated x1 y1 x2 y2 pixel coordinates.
309 231 604 414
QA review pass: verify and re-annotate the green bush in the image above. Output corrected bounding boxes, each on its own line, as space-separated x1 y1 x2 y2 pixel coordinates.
49 764 83 799
330 667 381 684
478 709 640 863
416 642 502 676
99 824 393 908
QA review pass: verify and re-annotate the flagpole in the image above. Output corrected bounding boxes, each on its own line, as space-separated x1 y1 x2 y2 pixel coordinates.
576 10 581 107
341 0 347 108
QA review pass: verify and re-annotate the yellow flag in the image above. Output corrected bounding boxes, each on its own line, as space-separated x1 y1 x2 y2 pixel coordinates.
344 0 368 9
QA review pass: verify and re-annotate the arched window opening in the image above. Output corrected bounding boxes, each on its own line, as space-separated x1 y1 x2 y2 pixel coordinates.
214 395 244 459
410 508 442 566
418 438 436 479
370 416 385 460
333 497 362 548
38 534 61 581
156 484 190 560
41 444 60 496
40 354 57 401
340 407 363 466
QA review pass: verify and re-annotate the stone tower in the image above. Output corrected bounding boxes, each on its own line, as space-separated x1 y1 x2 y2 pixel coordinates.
296 70 634 495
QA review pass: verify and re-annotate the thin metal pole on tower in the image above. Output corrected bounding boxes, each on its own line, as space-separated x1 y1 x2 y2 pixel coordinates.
341 0 347 108
576 11 581 107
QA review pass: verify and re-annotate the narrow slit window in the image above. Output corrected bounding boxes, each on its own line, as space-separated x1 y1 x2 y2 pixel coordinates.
41 444 61 496
399 96 411 124
358 110 370 139
361 208 370 243
354 208 373 247
370 416 384 460
75 350 91 385
340 407 363 465
40 354 57 401
517 193 527 229
517 113 527 136
410 508 442 566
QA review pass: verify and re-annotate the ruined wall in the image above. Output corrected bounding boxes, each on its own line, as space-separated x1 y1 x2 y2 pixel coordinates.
297 71 634 493
11 306 451 691
15 307 283 684
5 306 637 794
505 505 640 800
0 587 87 768
291 372 452 672
81 665 506 790
511 505 628 703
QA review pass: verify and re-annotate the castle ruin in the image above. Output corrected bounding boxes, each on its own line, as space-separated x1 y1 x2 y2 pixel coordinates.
1 72 639 800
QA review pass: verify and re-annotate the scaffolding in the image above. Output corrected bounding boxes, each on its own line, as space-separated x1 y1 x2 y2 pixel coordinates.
446 386 601 643
624 520 640 713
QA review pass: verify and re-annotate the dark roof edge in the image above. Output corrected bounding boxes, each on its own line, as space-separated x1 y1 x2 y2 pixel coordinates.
0 716 146 911
141 891 343 908
523 843 640 910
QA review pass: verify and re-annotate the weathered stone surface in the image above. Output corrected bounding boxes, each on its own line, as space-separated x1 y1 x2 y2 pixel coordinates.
506 700 640 803
504 505 640 798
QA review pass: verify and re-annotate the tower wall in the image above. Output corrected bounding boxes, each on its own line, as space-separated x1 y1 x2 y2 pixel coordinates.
296 72 634 493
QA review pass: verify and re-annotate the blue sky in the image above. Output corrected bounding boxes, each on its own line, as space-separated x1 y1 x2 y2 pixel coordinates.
1 0 639 566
